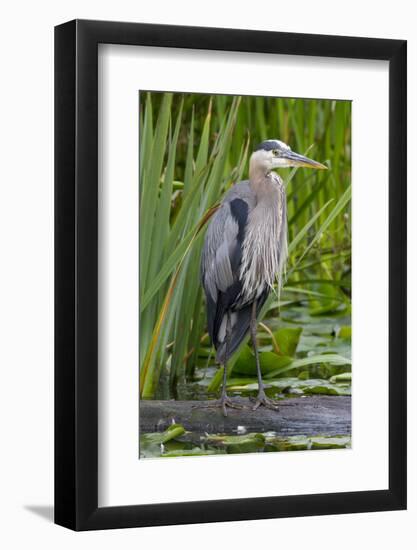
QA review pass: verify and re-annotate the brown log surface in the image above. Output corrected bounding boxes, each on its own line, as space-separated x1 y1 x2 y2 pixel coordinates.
140 396 351 436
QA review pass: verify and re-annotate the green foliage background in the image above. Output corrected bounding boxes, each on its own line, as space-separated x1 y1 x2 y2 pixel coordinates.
139 92 351 399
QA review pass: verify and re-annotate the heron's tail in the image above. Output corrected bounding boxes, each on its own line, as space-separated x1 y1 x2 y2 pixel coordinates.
215 292 268 364
215 306 252 364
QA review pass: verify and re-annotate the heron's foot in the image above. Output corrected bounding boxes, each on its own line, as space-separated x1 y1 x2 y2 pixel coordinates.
250 390 280 411
193 395 244 417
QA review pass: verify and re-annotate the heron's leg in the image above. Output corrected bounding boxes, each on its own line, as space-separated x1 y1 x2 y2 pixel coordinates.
250 299 280 411
193 312 243 417
220 311 232 402
218 313 245 415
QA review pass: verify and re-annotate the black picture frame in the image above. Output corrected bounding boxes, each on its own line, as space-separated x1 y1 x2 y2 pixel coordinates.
55 19 407 531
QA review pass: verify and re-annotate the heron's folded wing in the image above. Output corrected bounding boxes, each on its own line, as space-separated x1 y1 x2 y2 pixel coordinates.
201 199 248 299
201 198 249 346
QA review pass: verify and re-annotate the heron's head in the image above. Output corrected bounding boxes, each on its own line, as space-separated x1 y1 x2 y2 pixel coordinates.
251 139 327 174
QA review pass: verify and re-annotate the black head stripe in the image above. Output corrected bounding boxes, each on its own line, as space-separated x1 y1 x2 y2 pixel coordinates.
255 140 281 152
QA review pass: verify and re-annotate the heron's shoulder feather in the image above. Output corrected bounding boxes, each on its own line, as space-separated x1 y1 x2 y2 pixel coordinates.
222 180 255 207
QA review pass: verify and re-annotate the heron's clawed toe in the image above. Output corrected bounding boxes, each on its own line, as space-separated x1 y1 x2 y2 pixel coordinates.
224 398 244 410
220 396 245 416
250 392 280 411
193 396 243 417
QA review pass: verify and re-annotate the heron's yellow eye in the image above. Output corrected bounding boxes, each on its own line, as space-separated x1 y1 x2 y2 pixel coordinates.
272 149 279 157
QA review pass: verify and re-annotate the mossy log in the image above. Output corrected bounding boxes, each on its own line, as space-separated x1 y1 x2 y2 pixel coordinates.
140 396 351 436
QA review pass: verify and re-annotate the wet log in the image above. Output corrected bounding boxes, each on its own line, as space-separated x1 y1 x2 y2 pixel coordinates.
140 396 351 436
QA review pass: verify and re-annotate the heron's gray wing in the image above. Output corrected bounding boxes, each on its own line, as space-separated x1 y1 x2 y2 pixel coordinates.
201 195 250 352
200 181 253 296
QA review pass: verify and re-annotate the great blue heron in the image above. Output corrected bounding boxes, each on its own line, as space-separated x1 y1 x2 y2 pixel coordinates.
201 139 326 416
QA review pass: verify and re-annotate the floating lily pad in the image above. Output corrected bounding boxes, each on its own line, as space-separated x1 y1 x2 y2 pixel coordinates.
233 345 292 376
206 432 266 453
310 436 351 449
228 376 351 396
141 423 185 445
140 430 352 458
273 327 303 356
278 377 351 396
337 325 352 340
264 353 351 379
265 435 311 451
329 372 352 384
302 383 349 396
140 424 186 458
162 448 226 457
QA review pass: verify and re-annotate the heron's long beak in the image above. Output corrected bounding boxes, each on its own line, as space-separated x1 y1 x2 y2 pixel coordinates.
283 150 327 170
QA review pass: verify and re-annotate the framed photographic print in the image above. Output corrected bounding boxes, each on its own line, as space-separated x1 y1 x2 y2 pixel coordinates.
55 19 407 530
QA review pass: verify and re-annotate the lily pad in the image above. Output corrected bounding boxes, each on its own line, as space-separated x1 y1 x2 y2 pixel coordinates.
162 448 226 457
233 345 292 376
227 376 351 396
206 433 266 454
337 325 352 340
141 423 185 445
329 372 352 384
264 353 351 379
301 383 349 396
140 424 186 458
273 327 303 356
273 377 351 396
265 435 310 451
310 436 351 449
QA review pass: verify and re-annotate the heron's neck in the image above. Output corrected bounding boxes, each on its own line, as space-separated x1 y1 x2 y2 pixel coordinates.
249 156 271 183
249 165 281 202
